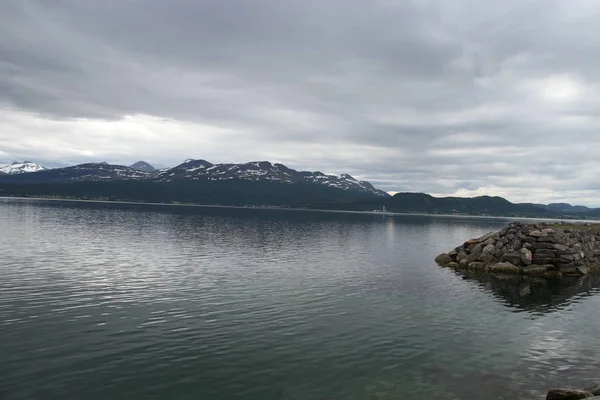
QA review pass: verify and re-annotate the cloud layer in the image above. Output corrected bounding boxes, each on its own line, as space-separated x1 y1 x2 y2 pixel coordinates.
2 0 600 204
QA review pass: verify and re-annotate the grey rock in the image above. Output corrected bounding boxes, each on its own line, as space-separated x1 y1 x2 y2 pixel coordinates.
467 262 487 271
523 265 551 275
583 384 600 396
435 253 452 266
546 388 593 399
529 230 545 238
489 262 520 274
477 251 498 264
534 257 554 265
465 253 479 263
478 231 497 242
467 243 484 254
559 266 578 274
483 237 496 246
520 248 533 265
538 235 566 244
542 228 556 234
554 244 568 252
535 249 559 257
576 266 590 275
531 242 558 250
500 251 522 266
482 244 496 254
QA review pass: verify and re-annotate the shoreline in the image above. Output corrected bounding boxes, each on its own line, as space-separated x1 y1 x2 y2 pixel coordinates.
2 195 600 223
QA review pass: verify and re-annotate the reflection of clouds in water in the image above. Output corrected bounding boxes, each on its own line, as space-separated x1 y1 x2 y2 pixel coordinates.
6 200 600 399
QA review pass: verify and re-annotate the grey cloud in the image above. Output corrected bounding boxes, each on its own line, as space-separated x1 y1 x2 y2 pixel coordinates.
1 0 600 204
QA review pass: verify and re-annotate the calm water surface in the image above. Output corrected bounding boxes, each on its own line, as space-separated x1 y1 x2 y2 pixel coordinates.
2 198 600 400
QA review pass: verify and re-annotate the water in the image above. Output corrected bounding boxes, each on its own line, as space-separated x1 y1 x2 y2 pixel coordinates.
2 198 600 400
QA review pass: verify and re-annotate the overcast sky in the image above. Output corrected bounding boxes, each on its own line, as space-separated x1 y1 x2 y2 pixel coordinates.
2 1 600 205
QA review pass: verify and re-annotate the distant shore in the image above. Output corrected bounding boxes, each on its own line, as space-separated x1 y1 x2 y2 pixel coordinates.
3 195 600 224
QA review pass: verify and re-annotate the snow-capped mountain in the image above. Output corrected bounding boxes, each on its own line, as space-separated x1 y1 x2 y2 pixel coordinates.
0 161 46 174
0 162 150 183
0 158 389 197
154 159 389 196
130 161 156 172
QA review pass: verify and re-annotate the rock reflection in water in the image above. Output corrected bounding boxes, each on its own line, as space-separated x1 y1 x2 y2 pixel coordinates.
454 270 600 314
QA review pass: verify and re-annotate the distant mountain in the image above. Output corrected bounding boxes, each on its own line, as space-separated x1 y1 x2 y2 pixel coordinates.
0 162 150 184
309 192 600 219
0 161 46 174
130 161 155 172
4 158 598 219
542 203 595 213
154 159 388 197
0 158 389 206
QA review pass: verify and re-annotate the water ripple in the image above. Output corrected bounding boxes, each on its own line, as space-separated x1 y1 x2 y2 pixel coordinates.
2 198 600 399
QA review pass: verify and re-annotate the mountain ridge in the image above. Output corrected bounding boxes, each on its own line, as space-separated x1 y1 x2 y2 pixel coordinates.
0 158 388 198
2 159 599 218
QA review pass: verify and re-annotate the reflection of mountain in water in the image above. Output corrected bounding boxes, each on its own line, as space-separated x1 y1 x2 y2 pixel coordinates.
454 271 600 314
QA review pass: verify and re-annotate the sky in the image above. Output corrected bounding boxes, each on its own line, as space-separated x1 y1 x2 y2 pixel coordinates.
2 1 600 205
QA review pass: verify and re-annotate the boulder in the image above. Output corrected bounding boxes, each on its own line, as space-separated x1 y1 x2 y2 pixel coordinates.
447 262 459 269
583 384 600 396
489 262 520 274
554 244 569 252
534 257 554 265
531 242 558 250
482 244 496 254
538 235 565 244
520 248 533 265
546 388 593 399
478 231 497 242
476 251 497 264
576 266 590 275
535 249 558 257
559 266 578 274
467 262 487 271
522 265 551 275
448 249 458 260
500 251 522 266
529 230 545 238
435 253 452 266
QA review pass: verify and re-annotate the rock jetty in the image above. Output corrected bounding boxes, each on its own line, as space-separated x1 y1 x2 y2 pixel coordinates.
435 222 600 277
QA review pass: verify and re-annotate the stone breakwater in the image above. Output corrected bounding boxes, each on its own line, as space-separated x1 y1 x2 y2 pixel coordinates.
435 222 600 277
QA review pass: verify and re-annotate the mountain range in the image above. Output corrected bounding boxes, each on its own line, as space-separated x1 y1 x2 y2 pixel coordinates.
0 159 390 207
0 159 387 196
1 159 599 219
